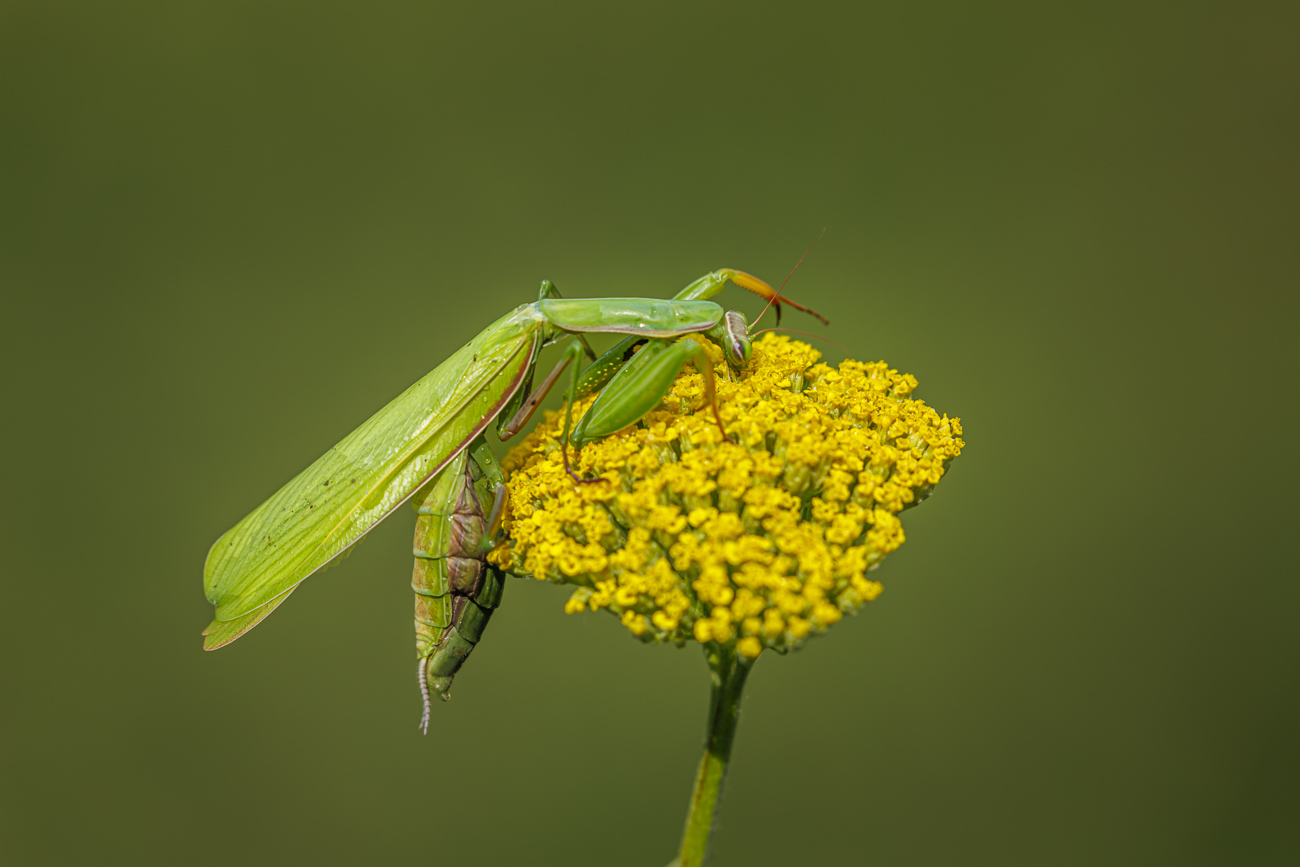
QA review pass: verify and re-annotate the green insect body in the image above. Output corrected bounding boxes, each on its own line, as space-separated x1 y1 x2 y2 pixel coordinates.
411 446 506 732
201 268 826 726
202 304 541 651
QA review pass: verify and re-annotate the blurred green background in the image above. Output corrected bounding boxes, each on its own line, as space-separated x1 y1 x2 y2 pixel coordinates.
3 2 1296 864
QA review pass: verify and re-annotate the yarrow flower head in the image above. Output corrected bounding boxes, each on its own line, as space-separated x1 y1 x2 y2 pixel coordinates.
488 334 964 660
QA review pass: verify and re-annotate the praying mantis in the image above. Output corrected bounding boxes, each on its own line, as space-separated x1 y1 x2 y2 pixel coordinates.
202 268 826 729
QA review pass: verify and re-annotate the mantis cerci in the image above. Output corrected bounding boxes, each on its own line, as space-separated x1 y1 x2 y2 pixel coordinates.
202 268 826 730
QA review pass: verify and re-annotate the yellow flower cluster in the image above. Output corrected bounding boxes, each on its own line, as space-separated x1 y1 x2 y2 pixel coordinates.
488 334 963 659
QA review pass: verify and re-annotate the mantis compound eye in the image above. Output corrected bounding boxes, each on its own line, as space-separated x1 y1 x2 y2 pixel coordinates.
722 310 753 369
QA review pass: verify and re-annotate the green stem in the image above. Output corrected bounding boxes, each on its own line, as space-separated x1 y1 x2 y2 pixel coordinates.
675 646 753 867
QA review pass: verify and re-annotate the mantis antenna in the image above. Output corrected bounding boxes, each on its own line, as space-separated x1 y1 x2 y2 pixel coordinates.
756 229 829 327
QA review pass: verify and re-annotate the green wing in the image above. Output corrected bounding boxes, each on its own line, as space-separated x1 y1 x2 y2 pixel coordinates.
202 305 541 649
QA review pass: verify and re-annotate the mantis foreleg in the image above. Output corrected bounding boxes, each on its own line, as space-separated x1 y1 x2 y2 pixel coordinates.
569 338 730 449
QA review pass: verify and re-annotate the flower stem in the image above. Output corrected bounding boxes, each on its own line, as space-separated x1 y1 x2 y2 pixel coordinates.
674 645 753 867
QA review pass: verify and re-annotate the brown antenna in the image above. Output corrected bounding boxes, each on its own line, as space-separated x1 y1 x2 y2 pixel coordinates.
755 229 829 327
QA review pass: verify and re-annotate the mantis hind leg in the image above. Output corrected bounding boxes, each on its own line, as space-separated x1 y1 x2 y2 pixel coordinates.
490 338 594 482
555 341 605 483
497 332 599 440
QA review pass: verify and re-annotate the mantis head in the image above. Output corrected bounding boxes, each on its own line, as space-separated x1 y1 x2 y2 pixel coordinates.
716 309 753 371
711 267 827 372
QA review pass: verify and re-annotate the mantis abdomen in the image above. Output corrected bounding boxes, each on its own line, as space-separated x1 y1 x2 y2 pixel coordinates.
412 450 504 732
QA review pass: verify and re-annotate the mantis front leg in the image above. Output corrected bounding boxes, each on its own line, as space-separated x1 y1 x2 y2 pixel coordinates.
569 337 728 447
498 337 731 483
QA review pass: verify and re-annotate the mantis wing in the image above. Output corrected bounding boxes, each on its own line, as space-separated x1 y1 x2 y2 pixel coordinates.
202 306 541 650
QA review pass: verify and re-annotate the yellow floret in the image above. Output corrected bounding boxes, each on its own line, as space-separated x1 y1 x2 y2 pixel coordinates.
493 335 963 657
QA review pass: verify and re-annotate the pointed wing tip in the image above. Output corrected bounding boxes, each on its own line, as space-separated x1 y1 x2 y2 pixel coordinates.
201 587 299 651
202 621 238 651
200 607 266 651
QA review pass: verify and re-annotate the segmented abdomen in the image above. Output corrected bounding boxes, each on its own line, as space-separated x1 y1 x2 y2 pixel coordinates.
412 450 504 706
